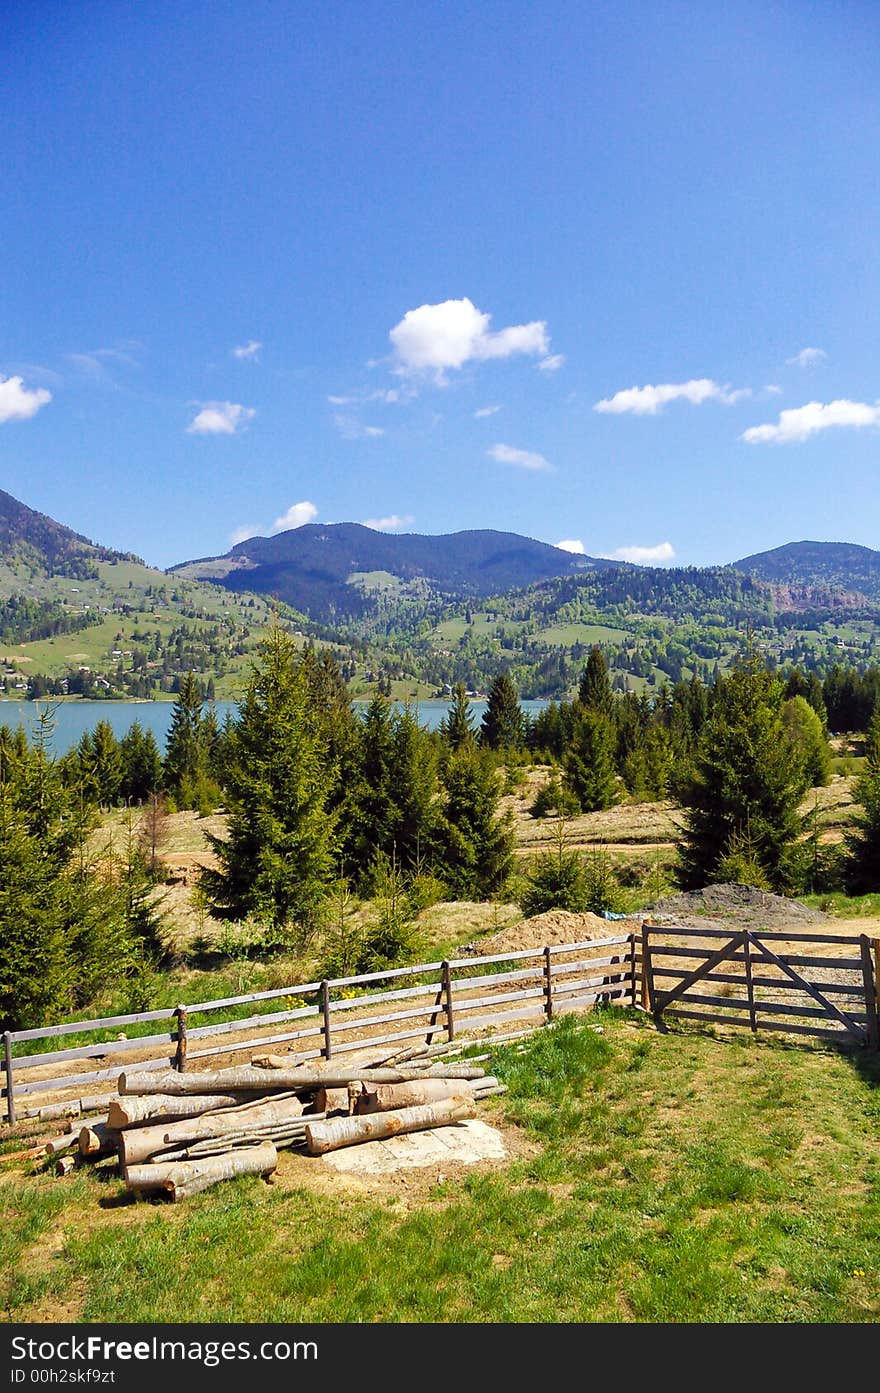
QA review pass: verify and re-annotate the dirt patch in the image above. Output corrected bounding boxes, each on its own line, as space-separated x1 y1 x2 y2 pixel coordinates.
648 882 829 929
475 909 638 955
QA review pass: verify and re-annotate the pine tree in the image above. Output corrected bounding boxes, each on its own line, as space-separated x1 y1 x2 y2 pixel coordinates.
120 723 164 803
564 708 619 811
479 673 524 751
90 720 123 808
578 646 614 715
346 695 400 882
202 626 337 936
676 659 810 892
163 671 206 807
0 781 70 1028
439 682 476 751
389 703 438 874
432 746 514 898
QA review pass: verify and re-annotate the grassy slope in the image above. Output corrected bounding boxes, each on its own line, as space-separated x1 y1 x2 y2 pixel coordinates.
2 1013 878 1322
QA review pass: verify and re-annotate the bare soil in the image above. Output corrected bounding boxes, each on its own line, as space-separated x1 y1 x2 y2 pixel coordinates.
475 909 637 955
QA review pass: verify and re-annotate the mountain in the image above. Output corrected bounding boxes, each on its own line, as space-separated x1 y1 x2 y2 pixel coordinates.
733 541 880 607
170 523 617 619
0 488 327 702
0 487 140 581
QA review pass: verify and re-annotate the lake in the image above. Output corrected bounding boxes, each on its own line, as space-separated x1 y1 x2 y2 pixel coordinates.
0 697 553 753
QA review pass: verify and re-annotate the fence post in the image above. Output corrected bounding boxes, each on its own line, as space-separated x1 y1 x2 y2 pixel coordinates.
743 935 757 1034
641 922 654 1013
543 944 553 1022
442 960 455 1043
859 936 879 1052
320 980 332 1059
3 1032 14 1126
629 933 638 1008
174 1005 188 1072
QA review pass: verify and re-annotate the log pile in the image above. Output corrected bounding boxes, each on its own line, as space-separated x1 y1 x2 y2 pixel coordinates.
50 1040 506 1201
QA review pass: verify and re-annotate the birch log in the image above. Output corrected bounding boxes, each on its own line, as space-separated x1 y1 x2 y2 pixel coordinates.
305 1096 477 1155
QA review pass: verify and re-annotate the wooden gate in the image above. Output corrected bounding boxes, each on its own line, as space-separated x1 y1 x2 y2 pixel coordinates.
641 924 879 1049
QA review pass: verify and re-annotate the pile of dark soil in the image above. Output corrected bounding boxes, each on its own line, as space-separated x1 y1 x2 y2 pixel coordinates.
648 882 828 927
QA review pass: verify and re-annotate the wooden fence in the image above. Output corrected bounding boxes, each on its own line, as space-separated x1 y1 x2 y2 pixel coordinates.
1 934 636 1124
640 925 880 1048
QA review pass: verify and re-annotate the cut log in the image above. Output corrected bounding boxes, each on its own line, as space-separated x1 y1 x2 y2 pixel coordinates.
118 1066 420 1095
55 1156 77 1177
45 1132 80 1157
158 1117 322 1163
78 1122 119 1159
356 1076 501 1113
163 1142 278 1202
125 1159 189 1192
314 1087 349 1115
305 1096 477 1155
108 1093 262 1129
120 1122 185 1167
420 1064 486 1080
120 1094 305 1166
356 1078 469 1113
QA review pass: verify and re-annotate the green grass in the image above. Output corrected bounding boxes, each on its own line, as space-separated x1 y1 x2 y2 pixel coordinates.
3 1012 879 1322
533 622 628 646
800 891 880 918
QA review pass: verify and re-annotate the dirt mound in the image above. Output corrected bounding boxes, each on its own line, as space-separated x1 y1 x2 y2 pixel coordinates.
474 909 639 955
648 882 828 927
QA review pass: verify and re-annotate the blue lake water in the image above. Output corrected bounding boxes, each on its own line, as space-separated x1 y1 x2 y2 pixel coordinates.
0 698 552 753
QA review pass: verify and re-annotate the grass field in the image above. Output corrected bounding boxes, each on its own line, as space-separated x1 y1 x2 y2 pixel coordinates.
2 1012 878 1323
533 622 628 646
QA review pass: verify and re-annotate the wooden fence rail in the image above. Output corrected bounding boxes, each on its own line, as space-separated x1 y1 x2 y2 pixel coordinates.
2 934 636 1124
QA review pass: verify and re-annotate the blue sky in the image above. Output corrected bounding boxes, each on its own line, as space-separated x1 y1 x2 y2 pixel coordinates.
2 1 878 571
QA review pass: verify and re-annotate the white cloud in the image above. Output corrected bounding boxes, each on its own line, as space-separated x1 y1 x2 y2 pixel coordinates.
389 297 550 381
604 542 676 565
474 404 501 418
333 413 384 439
488 442 553 472
187 401 256 435
230 524 261 545
0 375 52 424
232 340 262 361
742 399 880 445
538 354 565 374
556 539 585 554
362 514 414 531
765 384 782 395
594 378 748 415
271 501 318 533
787 347 827 368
